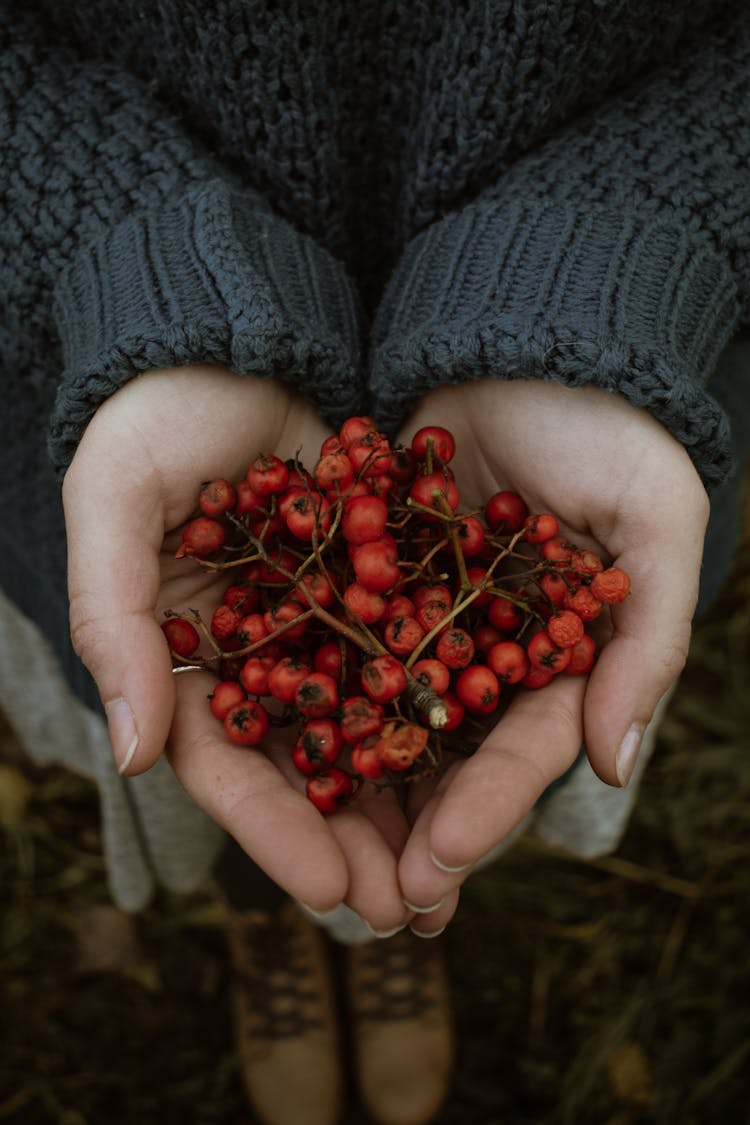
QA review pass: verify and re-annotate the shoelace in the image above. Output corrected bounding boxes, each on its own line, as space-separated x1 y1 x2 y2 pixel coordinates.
236 912 325 1041
355 930 438 1023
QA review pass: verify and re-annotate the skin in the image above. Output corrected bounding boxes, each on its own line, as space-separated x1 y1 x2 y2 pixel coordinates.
63 366 709 936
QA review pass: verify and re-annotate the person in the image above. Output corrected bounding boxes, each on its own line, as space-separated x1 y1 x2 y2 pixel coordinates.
1 2 748 1123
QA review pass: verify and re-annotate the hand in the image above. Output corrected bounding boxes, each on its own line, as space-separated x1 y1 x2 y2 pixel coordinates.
63 366 412 928
393 378 709 929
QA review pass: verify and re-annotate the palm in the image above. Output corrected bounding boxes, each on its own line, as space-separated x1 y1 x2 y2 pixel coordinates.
392 378 708 920
64 366 412 927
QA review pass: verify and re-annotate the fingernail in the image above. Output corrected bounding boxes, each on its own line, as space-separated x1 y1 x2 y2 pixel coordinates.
105 698 139 775
410 924 446 939
403 897 445 914
615 722 644 787
429 850 472 874
364 922 407 939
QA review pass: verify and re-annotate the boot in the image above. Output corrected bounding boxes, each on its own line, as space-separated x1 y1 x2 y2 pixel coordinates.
346 929 454 1125
225 897 343 1125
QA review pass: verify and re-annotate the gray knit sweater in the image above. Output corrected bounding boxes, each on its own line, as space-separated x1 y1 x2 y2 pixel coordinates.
2 0 749 710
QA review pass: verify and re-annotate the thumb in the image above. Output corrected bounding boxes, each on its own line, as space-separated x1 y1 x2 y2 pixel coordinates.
63 453 175 776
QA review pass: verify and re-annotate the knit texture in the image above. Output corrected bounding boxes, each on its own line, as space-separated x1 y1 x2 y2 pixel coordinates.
2 0 749 691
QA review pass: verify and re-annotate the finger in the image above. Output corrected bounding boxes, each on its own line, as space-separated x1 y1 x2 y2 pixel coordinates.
63 446 175 776
325 788 413 934
167 671 349 912
407 887 461 938
583 488 708 788
398 674 586 907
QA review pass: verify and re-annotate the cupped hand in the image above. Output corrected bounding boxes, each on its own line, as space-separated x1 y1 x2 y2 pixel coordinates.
63 365 412 925
394 378 709 926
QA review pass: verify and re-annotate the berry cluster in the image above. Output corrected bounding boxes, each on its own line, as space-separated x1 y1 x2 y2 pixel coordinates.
162 417 630 815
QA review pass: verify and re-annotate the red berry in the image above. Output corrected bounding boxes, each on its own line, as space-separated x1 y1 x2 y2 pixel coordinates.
487 641 529 684
211 604 241 642
432 690 464 731
546 610 585 649
263 599 309 643
292 719 343 776
487 595 523 633
161 618 200 658
339 416 378 449
435 627 475 670
484 491 528 533
562 633 597 676
454 665 500 715
570 549 604 577
234 479 264 516
267 656 312 703
411 425 456 464
384 615 425 656
351 736 385 780
590 566 631 604
541 537 575 565
285 491 331 541
199 478 237 517
314 449 355 493
472 623 502 654
247 453 290 496
224 701 270 746
176 516 227 558
351 541 401 593
208 680 247 720
341 495 389 545
563 585 603 622
340 696 385 744
410 658 451 696
306 767 354 815
388 447 419 485
408 472 460 517
383 594 416 622
295 672 340 718
412 584 452 610
360 654 408 704
523 513 559 544
343 582 386 625
522 665 554 690
539 571 568 606
526 631 572 674
239 655 276 696
456 515 486 558
375 721 429 772
236 613 269 647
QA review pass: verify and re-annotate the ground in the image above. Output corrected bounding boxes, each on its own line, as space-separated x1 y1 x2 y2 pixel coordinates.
2 526 750 1125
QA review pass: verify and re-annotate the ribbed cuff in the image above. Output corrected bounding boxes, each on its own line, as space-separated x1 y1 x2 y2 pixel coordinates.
371 197 739 487
49 180 362 474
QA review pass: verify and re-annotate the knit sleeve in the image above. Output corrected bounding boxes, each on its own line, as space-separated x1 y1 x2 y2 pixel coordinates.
1 12 362 477
370 9 749 490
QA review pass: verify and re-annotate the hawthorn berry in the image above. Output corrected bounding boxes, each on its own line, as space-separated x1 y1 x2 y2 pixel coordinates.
306 768 354 815
292 719 343 776
360 655 408 704
161 618 200 659
411 425 456 465
590 566 631 604
247 453 290 496
454 665 500 715
224 701 270 746
526 631 572 674
485 490 528 533
295 672 340 718
199 478 237 517
487 641 529 684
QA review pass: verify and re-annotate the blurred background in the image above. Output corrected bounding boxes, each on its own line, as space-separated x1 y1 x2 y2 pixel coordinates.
2 497 750 1125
